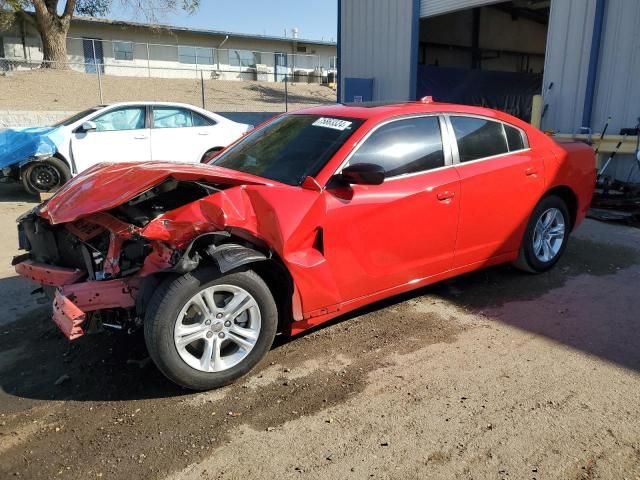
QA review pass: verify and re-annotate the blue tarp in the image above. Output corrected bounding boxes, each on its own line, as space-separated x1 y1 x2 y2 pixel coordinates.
0 127 66 169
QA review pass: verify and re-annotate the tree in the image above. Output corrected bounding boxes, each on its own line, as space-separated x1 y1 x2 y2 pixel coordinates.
0 0 200 68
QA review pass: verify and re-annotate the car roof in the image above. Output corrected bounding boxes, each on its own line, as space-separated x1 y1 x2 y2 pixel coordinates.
103 101 216 111
99 101 235 123
292 100 523 126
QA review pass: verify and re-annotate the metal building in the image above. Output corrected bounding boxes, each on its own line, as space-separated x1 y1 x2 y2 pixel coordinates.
338 0 640 142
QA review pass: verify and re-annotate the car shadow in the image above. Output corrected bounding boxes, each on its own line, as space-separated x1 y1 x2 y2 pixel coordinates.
2 225 638 403
0 183 37 203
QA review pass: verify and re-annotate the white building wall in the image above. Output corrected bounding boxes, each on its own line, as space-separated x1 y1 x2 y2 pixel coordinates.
0 19 337 83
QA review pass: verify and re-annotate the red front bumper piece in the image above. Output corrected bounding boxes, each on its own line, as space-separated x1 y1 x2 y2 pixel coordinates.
15 259 142 341
52 290 86 340
15 260 85 286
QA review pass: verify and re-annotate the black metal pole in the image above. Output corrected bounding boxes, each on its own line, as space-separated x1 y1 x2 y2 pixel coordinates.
201 70 205 109
284 74 289 112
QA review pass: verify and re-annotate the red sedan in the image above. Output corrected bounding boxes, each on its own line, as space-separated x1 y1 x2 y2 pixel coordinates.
14 100 595 390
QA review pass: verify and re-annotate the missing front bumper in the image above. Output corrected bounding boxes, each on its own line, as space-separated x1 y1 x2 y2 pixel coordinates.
14 259 143 340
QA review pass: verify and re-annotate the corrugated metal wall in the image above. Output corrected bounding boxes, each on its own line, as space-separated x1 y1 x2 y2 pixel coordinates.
339 0 415 102
542 0 640 135
419 0 502 18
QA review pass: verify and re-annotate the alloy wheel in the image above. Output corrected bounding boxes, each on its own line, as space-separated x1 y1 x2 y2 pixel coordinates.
173 284 261 373
532 207 565 262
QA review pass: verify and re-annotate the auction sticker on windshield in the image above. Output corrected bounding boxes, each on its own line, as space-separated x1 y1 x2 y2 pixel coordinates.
312 117 353 131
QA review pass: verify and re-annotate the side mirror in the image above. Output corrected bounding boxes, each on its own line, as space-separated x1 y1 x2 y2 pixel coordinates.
338 163 385 185
79 121 97 133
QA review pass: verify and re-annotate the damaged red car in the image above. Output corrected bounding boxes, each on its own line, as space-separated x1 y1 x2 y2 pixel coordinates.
13 101 595 390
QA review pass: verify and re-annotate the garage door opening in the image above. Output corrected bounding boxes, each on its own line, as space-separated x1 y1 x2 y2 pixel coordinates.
416 0 551 121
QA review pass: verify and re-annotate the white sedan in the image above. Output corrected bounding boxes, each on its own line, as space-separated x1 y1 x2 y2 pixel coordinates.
0 102 252 194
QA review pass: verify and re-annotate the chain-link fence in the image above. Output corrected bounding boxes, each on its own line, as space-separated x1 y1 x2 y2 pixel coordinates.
0 36 337 116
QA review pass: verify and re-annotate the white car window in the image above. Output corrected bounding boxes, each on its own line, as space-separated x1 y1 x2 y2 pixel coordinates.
93 107 146 131
192 112 215 127
153 107 194 129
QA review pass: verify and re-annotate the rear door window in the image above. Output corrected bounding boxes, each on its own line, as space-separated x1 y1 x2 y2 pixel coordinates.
152 107 194 128
505 124 526 151
349 116 445 177
450 116 508 162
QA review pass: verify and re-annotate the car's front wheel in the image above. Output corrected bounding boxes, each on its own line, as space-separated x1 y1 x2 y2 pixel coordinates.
513 194 570 273
21 157 72 195
144 267 278 390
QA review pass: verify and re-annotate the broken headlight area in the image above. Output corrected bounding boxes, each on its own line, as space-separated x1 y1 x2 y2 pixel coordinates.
18 213 153 282
109 178 225 227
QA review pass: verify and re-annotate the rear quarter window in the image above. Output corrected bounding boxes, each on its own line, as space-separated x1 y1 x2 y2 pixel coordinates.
451 116 508 162
505 124 526 151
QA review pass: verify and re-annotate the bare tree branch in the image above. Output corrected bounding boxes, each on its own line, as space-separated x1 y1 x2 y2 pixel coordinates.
63 0 78 19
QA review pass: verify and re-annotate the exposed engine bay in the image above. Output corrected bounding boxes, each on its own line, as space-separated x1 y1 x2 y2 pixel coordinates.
111 179 224 227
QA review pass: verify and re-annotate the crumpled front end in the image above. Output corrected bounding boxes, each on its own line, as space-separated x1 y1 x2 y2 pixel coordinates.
14 207 172 340
13 160 336 341
12 174 237 339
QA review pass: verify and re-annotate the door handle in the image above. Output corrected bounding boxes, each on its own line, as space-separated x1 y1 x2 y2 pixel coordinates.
437 191 455 201
134 135 148 140
525 167 538 176
198 132 210 136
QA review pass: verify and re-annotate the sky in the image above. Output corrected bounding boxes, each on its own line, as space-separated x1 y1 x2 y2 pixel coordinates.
111 0 338 42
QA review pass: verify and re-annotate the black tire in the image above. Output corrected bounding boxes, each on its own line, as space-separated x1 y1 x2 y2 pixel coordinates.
201 147 224 163
513 194 570 273
21 156 72 195
144 267 278 390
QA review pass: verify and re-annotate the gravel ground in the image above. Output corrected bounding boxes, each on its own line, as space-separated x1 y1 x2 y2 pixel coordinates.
0 182 639 480
0 69 336 112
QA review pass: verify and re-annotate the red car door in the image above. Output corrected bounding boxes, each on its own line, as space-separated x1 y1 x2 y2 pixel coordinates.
447 115 545 268
321 115 461 303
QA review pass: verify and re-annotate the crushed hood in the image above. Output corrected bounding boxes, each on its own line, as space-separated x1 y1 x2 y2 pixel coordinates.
40 161 271 224
0 127 66 168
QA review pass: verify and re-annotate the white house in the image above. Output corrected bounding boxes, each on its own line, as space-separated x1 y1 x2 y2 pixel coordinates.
1 16 337 82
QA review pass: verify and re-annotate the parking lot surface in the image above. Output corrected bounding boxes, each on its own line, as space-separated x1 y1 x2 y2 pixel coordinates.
1 183 639 479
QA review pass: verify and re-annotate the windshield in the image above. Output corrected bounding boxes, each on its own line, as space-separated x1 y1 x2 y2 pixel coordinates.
211 114 364 185
53 107 102 127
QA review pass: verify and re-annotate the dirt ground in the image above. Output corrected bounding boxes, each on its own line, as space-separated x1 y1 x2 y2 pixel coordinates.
0 182 639 480
0 69 336 112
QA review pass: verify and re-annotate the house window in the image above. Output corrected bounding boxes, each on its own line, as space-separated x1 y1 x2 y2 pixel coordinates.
178 46 197 64
330 56 336 69
196 47 214 65
230 49 257 67
178 46 214 65
113 41 134 61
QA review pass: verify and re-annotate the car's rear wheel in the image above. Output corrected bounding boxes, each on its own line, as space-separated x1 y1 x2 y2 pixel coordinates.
513 194 570 273
21 157 71 195
144 267 277 390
